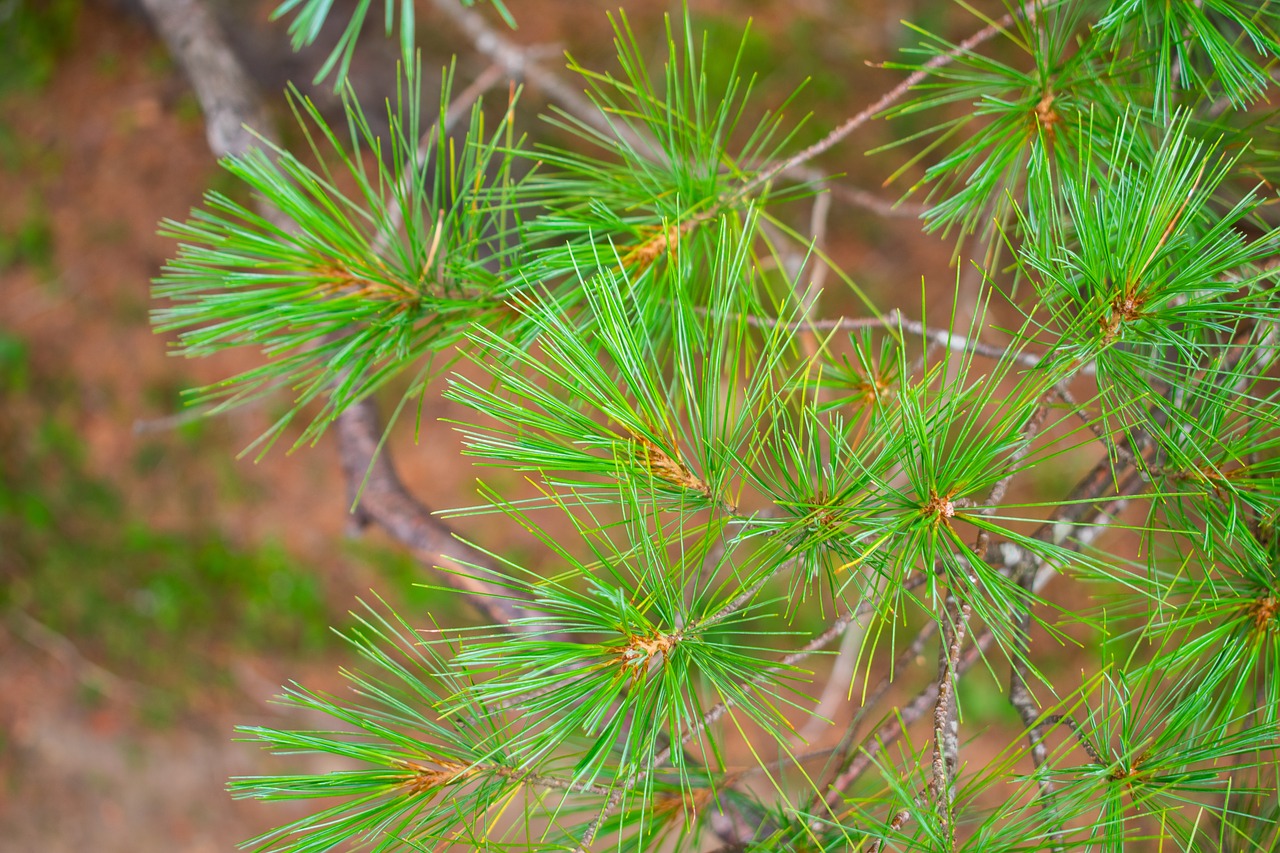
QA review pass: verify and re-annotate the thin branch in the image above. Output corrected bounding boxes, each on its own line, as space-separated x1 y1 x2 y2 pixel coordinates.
804 190 833 320
931 602 970 849
831 181 929 219
816 619 939 814
1040 714 1104 764
797 626 862 743
430 0 611 138
741 0 1041 196
838 632 991 815
1003 411 1067 849
697 306 1049 368
862 596 969 853
6 609 142 701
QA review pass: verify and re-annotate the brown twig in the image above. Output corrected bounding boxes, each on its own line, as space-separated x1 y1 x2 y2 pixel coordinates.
831 182 930 219
931 601 971 849
6 610 143 702
741 0 1041 196
137 0 277 157
429 0 619 142
334 400 534 627
860 600 971 853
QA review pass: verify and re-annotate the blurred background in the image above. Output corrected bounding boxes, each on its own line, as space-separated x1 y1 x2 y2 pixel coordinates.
0 0 1005 848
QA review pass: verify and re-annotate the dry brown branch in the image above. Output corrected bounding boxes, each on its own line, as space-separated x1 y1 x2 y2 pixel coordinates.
334 400 532 627
7 610 142 701
138 0 277 158
429 0 613 139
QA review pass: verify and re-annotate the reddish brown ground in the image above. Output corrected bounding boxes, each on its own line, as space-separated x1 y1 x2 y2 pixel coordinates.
0 5 360 848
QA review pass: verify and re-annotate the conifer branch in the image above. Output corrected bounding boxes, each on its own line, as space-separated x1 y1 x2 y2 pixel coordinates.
142 0 540 630
822 448 1152 808
145 1 1280 849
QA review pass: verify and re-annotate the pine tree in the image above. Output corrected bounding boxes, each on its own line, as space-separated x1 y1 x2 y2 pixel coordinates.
146 0 1280 849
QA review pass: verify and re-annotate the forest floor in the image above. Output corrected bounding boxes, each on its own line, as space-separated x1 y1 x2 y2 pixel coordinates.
0 1 1027 849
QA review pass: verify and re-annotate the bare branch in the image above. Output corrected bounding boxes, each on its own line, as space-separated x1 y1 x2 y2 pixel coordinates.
695 306 1049 368
830 181 929 219
429 0 609 137
137 0 277 157
335 400 534 627
7 610 143 701
930 601 970 849
743 0 1041 195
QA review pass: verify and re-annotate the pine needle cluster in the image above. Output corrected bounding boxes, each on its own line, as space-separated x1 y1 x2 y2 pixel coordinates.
151 0 1280 850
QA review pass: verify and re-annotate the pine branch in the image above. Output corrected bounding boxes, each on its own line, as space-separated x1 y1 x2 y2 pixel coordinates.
141 0 543 632
821 445 1152 809
147 2 1280 849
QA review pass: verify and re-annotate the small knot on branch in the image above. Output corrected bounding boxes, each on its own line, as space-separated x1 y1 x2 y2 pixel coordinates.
653 785 716 822
618 629 682 681
803 489 854 538
632 436 713 500
621 220 697 271
1106 763 1141 784
313 262 416 305
1100 289 1145 344
1250 594 1278 634
1034 90 1060 138
923 489 956 527
396 759 475 794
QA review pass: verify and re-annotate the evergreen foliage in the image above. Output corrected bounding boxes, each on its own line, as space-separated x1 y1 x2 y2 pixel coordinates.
152 0 1280 849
